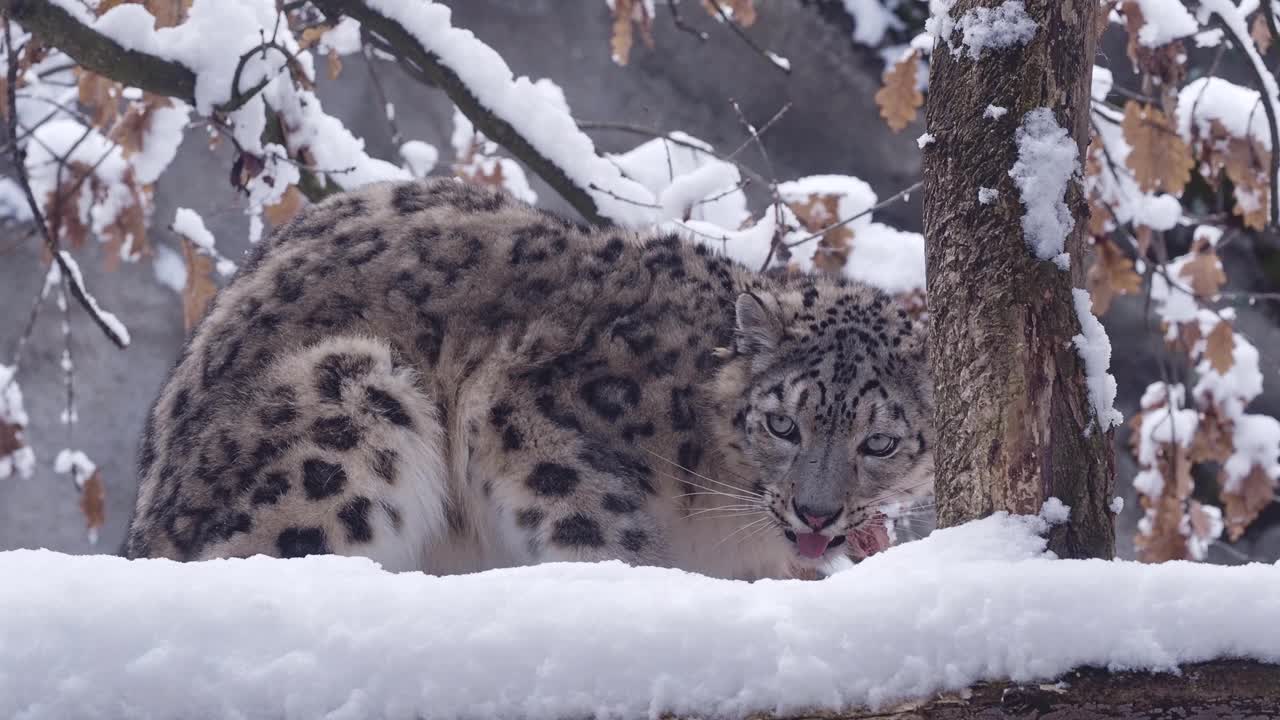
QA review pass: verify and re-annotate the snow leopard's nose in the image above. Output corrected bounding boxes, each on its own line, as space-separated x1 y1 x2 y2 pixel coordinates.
793 500 842 531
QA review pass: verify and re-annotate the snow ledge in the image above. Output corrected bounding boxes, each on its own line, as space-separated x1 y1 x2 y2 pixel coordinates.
2 514 1278 719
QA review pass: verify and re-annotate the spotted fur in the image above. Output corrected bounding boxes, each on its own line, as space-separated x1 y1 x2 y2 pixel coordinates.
126 179 934 579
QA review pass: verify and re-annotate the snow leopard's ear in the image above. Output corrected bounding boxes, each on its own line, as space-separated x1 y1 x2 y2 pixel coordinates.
734 292 784 355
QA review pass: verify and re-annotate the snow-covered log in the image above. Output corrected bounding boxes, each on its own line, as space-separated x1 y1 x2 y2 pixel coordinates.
2 514 1278 719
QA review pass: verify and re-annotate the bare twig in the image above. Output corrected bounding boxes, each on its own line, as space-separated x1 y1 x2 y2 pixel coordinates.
0 276 48 395
578 120 771 186
666 0 708 41
703 0 790 75
361 42 402 145
726 101 790 161
3 17 128 349
588 181 661 209
728 100 787 272
56 271 77 438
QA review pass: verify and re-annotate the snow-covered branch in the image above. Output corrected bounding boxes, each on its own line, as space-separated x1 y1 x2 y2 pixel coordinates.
4 0 659 224
309 0 655 225
3 0 197 110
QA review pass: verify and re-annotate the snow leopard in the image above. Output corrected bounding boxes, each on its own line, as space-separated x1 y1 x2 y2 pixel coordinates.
125 178 934 579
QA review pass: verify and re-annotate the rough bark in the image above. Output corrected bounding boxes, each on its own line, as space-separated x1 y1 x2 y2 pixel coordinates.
773 661 1280 719
921 0 1115 559
0 0 610 222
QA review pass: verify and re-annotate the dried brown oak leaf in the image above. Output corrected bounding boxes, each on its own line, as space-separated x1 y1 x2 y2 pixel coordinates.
1136 442 1195 563
1085 137 1115 237
328 49 343 80
1190 407 1234 464
788 194 853 274
180 237 217 333
1086 238 1141 315
1121 2 1186 87
876 50 922 134
1179 249 1226 298
1204 318 1236 375
76 69 121 129
609 0 654 66
0 420 23 459
1221 464 1275 541
1122 101 1194 195
265 185 306 227
1253 12 1273 55
80 469 106 540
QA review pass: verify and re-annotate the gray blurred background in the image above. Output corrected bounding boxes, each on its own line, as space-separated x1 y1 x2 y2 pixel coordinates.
2 0 1278 561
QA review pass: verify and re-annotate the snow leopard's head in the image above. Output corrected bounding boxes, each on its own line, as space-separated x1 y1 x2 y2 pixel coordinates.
710 282 934 566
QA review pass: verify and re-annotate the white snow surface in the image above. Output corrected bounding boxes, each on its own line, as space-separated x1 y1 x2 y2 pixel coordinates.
954 1 1037 59
367 0 658 225
1039 497 1070 524
0 365 35 480
3 513 1280 720
609 132 749 230
130 100 191 184
400 140 440 179
977 187 999 204
1131 0 1200 47
54 252 131 348
152 245 187 294
839 223 927 295
843 0 905 46
659 161 739 221
1071 288 1124 432
53 448 96 483
1177 77 1272 151
0 178 32 221
1010 109 1079 262
172 208 216 252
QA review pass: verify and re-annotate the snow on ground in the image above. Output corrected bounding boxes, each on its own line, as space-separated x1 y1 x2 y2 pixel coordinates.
2 514 1278 720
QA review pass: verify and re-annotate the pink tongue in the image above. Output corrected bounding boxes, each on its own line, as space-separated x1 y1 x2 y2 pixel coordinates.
794 532 831 559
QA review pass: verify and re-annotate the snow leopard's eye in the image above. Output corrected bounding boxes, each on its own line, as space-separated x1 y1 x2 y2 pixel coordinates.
765 413 798 442
860 434 899 458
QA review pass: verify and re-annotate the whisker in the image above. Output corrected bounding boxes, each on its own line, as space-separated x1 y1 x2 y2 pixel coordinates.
691 507 757 517
713 516 773 549
674 490 760 502
739 521 776 546
682 504 759 519
652 467 763 503
860 481 934 508
641 447 761 497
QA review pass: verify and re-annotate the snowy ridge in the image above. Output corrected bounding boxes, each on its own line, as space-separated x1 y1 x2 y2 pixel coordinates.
2 514 1278 719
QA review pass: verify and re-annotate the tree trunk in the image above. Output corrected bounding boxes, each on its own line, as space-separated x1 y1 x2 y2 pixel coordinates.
785 661 1280 719
922 0 1114 559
